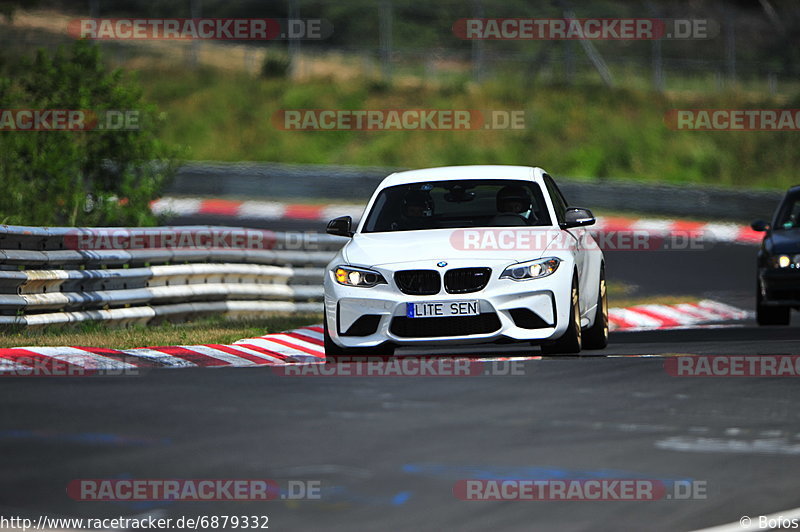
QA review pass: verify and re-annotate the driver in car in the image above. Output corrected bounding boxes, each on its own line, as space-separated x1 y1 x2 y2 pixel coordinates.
395 189 434 230
491 185 535 226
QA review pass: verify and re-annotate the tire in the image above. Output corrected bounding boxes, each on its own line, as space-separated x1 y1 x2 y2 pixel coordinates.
756 279 790 326
323 317 395 361
542 275 582 354
583 266 609 350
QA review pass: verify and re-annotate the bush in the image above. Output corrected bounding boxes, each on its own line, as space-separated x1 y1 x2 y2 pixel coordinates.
261 52 291 79
0 40 178 226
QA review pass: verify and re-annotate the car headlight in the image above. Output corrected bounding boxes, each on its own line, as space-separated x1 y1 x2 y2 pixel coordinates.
333 265 387 287
770 254 800 269
501 257 561 281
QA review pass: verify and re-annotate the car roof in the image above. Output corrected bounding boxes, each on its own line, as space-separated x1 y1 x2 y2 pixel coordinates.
378 165 544 188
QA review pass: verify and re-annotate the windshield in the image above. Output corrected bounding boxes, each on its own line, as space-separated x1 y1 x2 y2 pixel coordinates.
775 194 800 230
361 179 552 233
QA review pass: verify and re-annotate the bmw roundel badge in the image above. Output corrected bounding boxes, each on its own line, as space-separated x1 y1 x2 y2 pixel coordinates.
437 261 448 267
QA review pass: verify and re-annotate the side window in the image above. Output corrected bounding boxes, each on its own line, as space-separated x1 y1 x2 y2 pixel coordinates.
543 174 567 225
778 196 800 229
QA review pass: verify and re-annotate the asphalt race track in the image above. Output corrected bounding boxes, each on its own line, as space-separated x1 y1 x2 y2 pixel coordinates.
2 223 799 531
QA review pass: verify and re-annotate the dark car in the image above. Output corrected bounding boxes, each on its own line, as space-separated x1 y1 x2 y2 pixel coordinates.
751 185 800 325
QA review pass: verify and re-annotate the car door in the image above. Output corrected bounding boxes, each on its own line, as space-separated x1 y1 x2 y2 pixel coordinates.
544 174 590 318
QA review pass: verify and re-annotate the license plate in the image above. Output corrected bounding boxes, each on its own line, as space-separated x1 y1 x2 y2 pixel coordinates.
406 300 480 318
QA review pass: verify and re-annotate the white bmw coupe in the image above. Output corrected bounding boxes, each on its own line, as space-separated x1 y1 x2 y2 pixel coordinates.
323 165 607 356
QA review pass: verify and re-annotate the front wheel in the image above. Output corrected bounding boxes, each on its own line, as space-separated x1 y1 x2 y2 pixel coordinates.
756 279 790 326
583 266 609 349
542 276 582 355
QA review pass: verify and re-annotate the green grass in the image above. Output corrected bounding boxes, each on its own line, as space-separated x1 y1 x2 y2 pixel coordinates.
137 66 800 191
0 314 322 349
2 13 798 191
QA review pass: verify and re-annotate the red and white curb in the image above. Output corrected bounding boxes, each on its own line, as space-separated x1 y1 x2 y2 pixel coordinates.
609 299 751 332
151 197 763 246
0 326 326 374
594 217 762 245
151 197 359 223
0 300 750 373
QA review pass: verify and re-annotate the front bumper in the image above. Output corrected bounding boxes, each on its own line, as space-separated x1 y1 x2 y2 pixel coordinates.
760 268 800 306
324 263 572 348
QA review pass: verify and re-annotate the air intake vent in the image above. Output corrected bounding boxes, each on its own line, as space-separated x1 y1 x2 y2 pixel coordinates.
444 267 491 294
394 270 440 295
341 315 382 337
509 308 552 329
390 314 501 338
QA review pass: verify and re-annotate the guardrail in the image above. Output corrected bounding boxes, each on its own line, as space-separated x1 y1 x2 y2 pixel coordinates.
168 162 784 222
0 225 339 328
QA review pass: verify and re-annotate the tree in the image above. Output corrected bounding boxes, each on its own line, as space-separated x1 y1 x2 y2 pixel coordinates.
0 40 178 226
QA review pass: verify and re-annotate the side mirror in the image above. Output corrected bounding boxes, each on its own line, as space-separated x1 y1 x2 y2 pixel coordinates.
326 216 354 237
562 207 596 229
750 220 770 232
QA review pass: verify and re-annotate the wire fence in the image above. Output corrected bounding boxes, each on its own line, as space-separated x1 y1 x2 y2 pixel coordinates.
1 0 798 95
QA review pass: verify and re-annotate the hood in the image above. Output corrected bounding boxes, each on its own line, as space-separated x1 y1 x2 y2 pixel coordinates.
767 228 800 255
343 227 564 267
